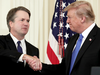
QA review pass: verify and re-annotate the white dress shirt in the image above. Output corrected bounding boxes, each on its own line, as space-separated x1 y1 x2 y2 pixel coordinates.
81 22 95 47
10 33 26 63
73 23 95 52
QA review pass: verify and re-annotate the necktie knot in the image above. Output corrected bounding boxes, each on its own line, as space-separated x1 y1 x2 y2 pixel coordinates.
17 41 21 45
79 34 83 40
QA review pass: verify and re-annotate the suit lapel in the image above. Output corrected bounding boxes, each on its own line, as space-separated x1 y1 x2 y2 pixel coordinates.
6 34 17 51
6 34 33 56
25 41 30 55
73 25 98 69
25 41 32 56
6 34 32 56
65 34 79 73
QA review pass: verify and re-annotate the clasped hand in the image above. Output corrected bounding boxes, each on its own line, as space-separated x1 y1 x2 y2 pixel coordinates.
23 54 42 71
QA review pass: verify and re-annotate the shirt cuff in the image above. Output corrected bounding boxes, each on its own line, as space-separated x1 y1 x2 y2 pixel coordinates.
18 54 24 62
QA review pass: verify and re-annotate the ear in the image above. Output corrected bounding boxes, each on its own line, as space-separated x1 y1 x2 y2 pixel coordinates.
80 16 86 23
9 21 13 28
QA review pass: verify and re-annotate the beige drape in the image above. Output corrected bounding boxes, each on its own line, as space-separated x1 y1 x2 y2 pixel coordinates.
0 0 99 62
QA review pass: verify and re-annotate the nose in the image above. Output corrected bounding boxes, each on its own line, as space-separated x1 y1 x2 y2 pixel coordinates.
24 20 29 26
66 18 69 24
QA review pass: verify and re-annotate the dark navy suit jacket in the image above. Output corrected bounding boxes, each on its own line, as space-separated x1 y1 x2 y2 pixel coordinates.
0 34 40 75
41 25 100 75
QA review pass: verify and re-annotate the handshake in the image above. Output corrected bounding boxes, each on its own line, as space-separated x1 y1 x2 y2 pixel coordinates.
23 54 42 71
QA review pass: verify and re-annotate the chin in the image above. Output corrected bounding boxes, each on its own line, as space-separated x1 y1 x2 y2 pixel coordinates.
23 31 28 34
23 33 27 35
70 27 73 31
21 32 27 36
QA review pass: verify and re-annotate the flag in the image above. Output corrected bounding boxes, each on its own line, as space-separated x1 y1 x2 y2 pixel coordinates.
46 0 76 64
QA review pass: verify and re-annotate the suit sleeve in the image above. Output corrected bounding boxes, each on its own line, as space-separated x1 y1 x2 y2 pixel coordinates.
0 36 22 62
41 57 66 75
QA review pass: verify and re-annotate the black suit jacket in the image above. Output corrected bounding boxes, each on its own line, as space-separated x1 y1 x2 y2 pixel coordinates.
41 24 100 75
0 34 40 75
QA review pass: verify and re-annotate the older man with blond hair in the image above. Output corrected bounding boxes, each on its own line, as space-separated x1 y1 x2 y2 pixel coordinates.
28 1 100 75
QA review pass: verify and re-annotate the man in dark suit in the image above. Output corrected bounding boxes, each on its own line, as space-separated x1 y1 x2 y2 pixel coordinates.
0 6 40 74
28 1 100 75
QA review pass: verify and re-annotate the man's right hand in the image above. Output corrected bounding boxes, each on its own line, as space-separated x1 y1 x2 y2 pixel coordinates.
22 54 42 71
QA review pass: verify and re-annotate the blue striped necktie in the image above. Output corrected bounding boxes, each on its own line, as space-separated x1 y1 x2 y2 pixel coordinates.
17 41 23 53
69 34 83 75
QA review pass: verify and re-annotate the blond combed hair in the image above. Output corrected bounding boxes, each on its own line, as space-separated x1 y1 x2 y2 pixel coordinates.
63 1 95 22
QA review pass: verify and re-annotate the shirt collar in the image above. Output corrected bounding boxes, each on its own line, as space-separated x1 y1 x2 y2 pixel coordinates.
10 33 25 46
82 22 95 39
